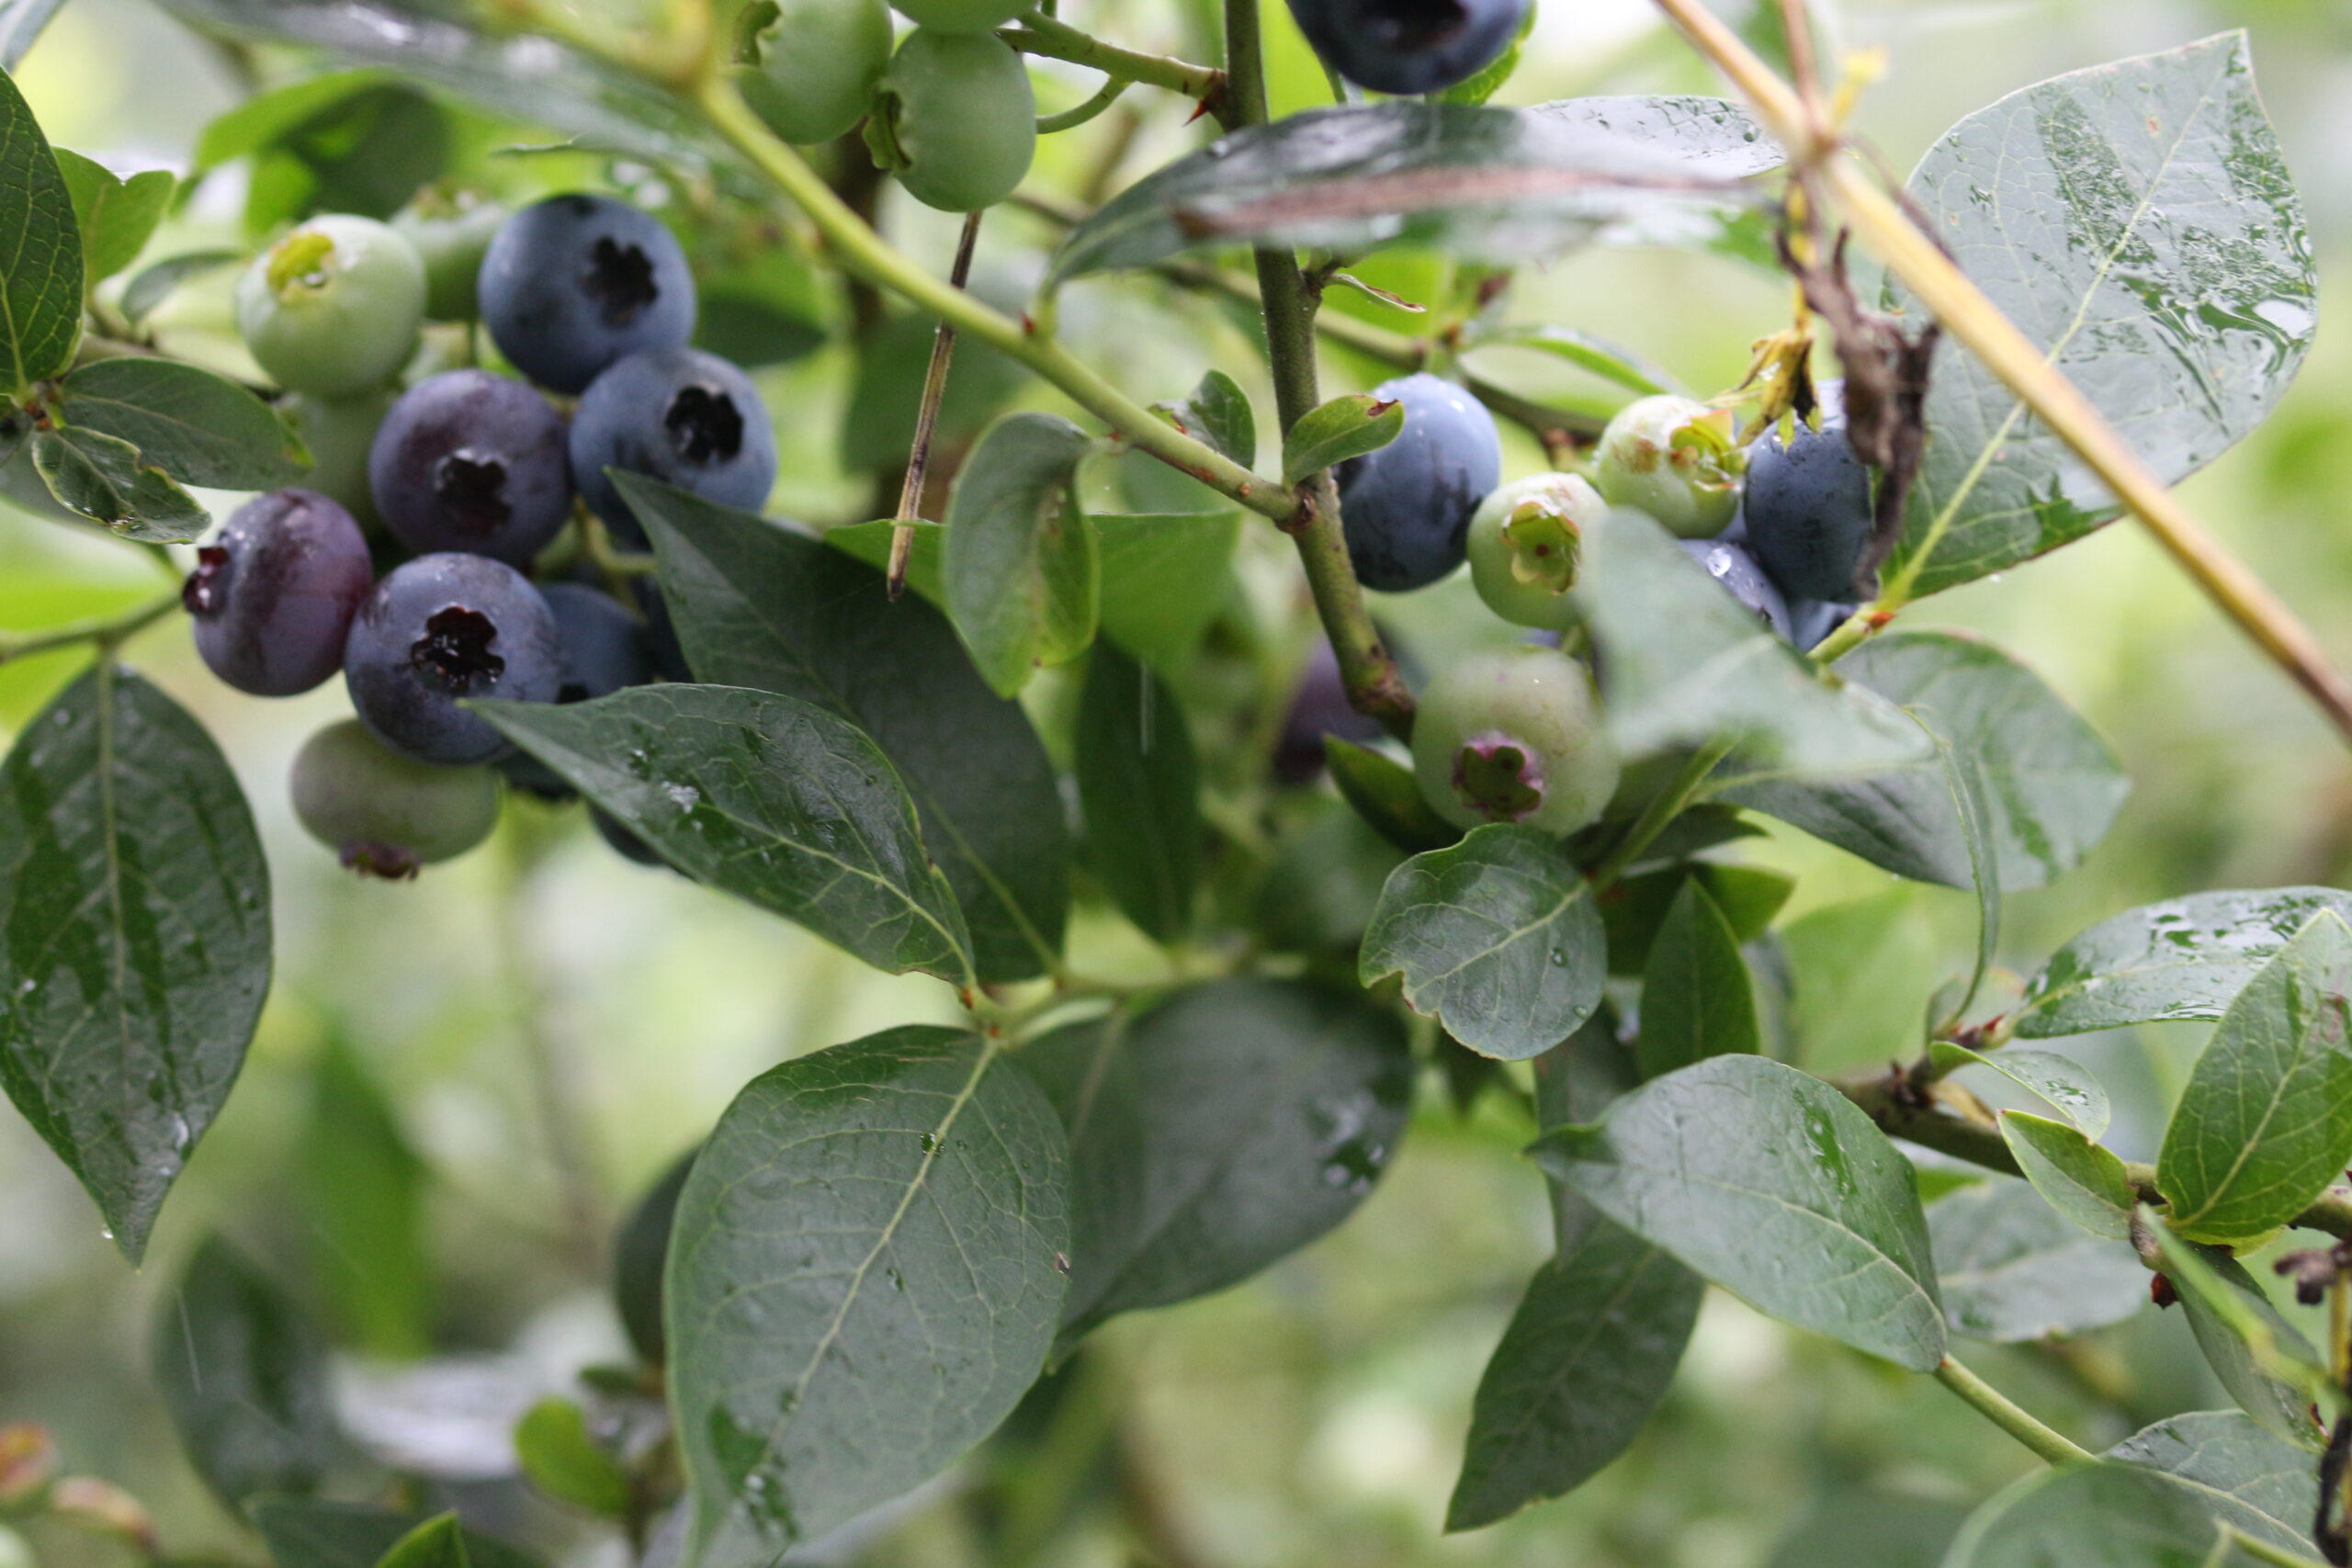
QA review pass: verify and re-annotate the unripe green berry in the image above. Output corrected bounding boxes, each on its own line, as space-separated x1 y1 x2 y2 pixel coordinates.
867 29 1036 212
392 192 508 321
740 0 895 144
1412 645 1618 836
279 389 394 529
1465 471 1602 630
235 216 427 396
1593 394 1744 538
291 718 502 878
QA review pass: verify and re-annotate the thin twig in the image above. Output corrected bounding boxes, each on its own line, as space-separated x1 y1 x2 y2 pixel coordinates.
888 210 982 599
0 590 180 665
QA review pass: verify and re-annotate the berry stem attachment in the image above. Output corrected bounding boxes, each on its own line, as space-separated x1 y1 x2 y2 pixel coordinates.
1647 0 2352 748
1588 735 1734 891
0 590 179 667
1221 0 1413 738
888 209 983 600
689 75 1299 529
998 13 1225 115
1931 1356 2093 1467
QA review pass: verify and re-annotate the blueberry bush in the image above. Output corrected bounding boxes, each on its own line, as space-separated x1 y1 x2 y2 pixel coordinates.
2 0 2351 1562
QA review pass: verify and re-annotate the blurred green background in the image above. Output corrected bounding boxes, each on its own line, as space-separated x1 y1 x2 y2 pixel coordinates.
9 0 2352 1562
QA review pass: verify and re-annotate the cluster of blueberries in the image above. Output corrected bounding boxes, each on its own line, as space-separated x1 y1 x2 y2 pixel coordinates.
1306 371 1874 840
187 192 780 876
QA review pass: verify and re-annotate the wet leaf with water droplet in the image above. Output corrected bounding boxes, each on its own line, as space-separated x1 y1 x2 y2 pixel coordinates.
0 667 270 1262
476 683 974 985
2108 1412 2320 1556
2155 910 2352 1246
1926 1179 2144 1342
1534 1055 1946 1369
670 1029 1069 1562
1018 979 1411 1350
2014 887 2352 1037
1361 825 1606 1062
1890 32 2316 596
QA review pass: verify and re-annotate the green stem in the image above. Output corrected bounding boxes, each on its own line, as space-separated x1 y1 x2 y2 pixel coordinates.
1932 1356 2093 1466
0 590 180 666
1221 0 1412 738
2227 1528 2336 1568
1589 736 1734 890
1035 74 1132 134
1000 13 1224 108
693 76 1296 527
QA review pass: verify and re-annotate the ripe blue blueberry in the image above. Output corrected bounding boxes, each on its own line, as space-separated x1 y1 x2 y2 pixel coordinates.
1283 0 1529 96
1336 372 1501 593
1743 405 1875 602
291 718 502 879
570 348 778 547
1681 537 1792 639
1275 639 1387 785
478 195 696 394
369 370 574 565
501 582 652 798
343 553 563 765
185 489 375 697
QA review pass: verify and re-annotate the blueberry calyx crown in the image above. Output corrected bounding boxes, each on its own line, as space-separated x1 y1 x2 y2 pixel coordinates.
433 451 513 533
582 236 660 328
666 385 745 466
1452 730 1545 823
409 605 506 692
1501 499 1581 595
182 547 231 616
265 229 338 298
341 841 423 881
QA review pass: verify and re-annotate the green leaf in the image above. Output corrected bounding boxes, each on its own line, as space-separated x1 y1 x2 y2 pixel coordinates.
152 1238 334 1511
1528 95 1784 179
373 1517 469 1568
0 668 270 1260
1019 979 1412 1342
51 150 171 288
1155 367 1256 468
842 307 1023 473
119 249 243 327
2155 911 2352 1245
944 412 1099 696
1764 1492 1971 1568
1635 879 1759 1078
1927 1179 2145 1341
1470 321 1676 397
1094 510 1240 670
2000 1111 2135 1241
300 1038 431 1358
1890 33 2315 597
1075 640 1198 943
1046 102 1766 285
2148 1224 2328 1443
251 1501 542 1568
628 478 1069 983
0 0 69 71
53 358 309 489
1931 1044 2110 1138
194 68 389 170
0 65 82 393
1577 509 1924 772
1281 391 1404 485
1717 632 2128 892
1779 886 1939 1072
2014 887 2352 1039
30 424 211 542
1596 858 1790 976
1324 736 1455 853
1533 1054 1946 1369
1360 824 1606 1062
613 1149 694 1367
2110 1412 2320 1558
1939 1463 2255 1568
514 1399 630 1517
475 684 974 985
1445 1221 1702 1530
668 1028 1069 1562
823 516 945 604
1254 798 1408 957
